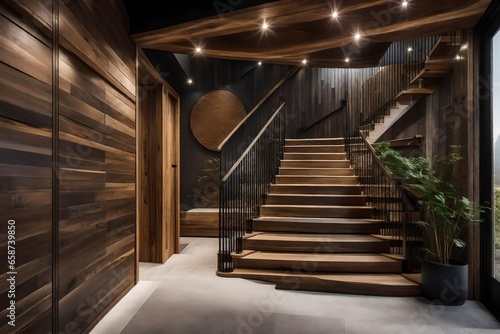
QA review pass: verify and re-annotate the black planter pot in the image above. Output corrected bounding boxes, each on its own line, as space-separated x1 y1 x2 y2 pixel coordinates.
421 259 468 306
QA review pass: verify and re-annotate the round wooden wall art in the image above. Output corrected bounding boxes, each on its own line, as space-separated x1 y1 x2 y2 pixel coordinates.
190 90 246 151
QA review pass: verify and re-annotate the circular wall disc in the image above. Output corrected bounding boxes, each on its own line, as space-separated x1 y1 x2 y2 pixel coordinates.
190 90 246 151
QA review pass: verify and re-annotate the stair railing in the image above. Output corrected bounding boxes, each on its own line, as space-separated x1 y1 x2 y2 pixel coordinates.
349 130 422 272
218 99 286 273
358 36 438 133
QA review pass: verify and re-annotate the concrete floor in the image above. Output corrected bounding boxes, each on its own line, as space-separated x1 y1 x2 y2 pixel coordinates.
91 238 500 334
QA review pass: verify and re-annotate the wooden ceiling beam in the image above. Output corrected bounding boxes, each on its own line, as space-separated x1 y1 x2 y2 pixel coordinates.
132 0 392 47
132 0 491 68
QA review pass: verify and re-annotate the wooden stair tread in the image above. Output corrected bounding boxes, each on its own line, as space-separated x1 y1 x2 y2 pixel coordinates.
254 217 379 224
277 175 356 179
280 167 353 170
372 234 423 242
220 269 421 296
244 233 388 243
267 194 365 198
261 204 372 209
395 87 435 99
241 252 399 263
228 269 420 287
270 184 361 187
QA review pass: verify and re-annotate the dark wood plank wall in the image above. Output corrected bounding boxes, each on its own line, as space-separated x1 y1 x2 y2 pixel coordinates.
0 0 138 332
0 2 53 333
57 0 136 331
282 67 377 139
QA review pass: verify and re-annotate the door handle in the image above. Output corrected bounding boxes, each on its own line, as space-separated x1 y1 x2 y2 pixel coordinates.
172 164 177 168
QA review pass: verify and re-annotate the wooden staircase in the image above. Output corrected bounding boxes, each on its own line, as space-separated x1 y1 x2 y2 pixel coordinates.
364 35 460 144
219 138 421 297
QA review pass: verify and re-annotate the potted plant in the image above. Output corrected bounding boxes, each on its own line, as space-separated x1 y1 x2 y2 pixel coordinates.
375 142 486 305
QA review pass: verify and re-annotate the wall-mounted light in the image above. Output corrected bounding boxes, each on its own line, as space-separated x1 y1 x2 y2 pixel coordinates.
407 46 413 52
456 55 464 60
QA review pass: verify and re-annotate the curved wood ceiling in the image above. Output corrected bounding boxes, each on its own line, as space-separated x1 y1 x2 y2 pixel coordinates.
133 0 491 68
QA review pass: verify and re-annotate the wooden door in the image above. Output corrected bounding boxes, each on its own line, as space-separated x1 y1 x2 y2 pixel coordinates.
162 88 180 259
137 50 180 264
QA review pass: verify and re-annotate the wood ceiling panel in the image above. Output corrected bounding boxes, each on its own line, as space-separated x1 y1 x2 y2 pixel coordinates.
133 0 491 68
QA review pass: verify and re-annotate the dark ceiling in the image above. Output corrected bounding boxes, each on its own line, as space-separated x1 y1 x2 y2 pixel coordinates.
125 0 491 68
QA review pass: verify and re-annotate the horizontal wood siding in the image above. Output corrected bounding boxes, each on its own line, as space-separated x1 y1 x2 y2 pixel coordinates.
57 0 136 331
0 2 53 333
0 0 137 332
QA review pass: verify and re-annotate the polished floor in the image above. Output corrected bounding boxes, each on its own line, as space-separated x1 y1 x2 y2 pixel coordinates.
91 238 500 334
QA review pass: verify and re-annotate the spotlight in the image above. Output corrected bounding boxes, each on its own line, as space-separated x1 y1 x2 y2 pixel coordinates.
302 59 308 65
262 21 269 31
195 47 202 54
258 61 262 66
187 78 193 85
402 0 408 7
332 11 338 19
354 33 361 41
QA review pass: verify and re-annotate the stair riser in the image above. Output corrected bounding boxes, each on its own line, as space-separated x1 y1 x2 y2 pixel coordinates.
275 176 358 185
284 153 346 160
252 221 379 234
285 146 345 153
260 206 373 219
281 161 350 168
266 195 367 206
270 185 363 195
242 240 390 253
285 139 343 146
279 168 354 176
234 259 401 273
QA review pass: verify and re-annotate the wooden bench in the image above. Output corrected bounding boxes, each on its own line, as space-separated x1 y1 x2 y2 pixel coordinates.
180 208 219 237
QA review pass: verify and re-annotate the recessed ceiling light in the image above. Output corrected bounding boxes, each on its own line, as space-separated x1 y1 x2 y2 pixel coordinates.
345 58 350 63
332 11 338 19
258 61 262 66
302 59 308 65
195 47 202 54
456 55 463 60
262 21 269 31
354 33 361 41
402 0 408 7
460 44 468 51
187 78 193 84
408 46 413 52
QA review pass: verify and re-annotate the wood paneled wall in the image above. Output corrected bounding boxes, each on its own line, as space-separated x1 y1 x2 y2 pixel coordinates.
0 0 138 332
0 2 53 332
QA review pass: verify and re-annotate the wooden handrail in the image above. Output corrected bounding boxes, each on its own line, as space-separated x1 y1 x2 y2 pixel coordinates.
222 101 285 182
217 65 300 150
372 135 423 148
360 131 417 207
298 101 347 134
